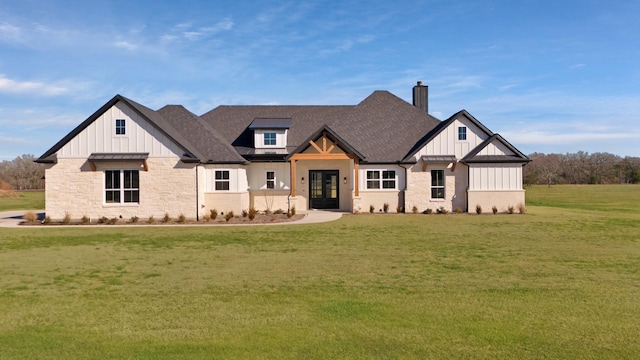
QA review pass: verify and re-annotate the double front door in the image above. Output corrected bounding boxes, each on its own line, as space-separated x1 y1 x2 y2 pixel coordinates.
309 170 339 209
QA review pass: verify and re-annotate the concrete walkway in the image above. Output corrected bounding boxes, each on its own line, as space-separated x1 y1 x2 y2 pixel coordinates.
0 209 343 228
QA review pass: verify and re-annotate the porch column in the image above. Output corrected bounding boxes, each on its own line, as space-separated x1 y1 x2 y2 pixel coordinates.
290 160 297 197
354 161 359 196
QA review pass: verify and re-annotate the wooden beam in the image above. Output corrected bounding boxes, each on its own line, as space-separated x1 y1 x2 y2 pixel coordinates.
89 161 96 171
143 160 149 172
422 162 427 172
289 153 351 161
326 144 335 153
290 160 296 197
309 139 323 153
450 162 456 172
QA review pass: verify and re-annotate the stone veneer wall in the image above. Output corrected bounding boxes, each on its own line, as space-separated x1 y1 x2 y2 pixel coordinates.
404 163 468 213
467 190 525 214
357 191 404 213
44 157 197 221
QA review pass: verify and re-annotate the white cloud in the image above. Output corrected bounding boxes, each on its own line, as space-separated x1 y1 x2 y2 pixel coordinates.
0 22 21 42
0 74 67 96
113 40 138 50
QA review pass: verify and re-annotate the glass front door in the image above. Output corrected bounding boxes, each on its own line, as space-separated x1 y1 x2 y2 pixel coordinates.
309 170 339 209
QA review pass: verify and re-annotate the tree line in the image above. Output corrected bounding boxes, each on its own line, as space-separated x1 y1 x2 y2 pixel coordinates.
0 154 45 190
524 151 640 185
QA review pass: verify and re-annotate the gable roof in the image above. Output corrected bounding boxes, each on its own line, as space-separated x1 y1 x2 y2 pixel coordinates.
286 124 366 160
36 95 202 163
461 134 531 164
201 90 441 163
402 109 493 162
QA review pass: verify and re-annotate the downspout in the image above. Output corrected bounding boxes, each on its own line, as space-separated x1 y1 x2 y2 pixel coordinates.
399 162 409 213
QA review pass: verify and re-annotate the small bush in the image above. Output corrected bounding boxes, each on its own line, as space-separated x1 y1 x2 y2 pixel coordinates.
274 209 285 214
202 214 211 222
383 203 389 213
248 207 257 220
162 213 171 223
290 206 296 216
423 208 433 214
23 211 38 222
43 216 51 224
98 216 109 224
129 216 139 223
396 205 403 213
148 216 155 224
107 217 118 225
436 206 448 214
81 215 90 224
264 209 273 215
412 206 418 214
518 203 526 214
454 207 463 214
177 214 186 223
492 206 498 215
287 210 293 218
507 205 515 214
225 211 234 222
369 205 375 213
62 212 71 224
210 209 218 220
476 204 482 215
242 209 248 218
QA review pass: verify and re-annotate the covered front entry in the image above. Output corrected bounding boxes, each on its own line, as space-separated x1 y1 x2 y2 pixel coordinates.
309 170 339 209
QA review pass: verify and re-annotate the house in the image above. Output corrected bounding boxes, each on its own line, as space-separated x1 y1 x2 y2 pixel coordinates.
36 82 530 220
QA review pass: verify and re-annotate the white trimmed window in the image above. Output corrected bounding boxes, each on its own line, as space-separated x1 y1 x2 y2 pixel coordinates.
215 170 230 191
264 132 276 146
266 171 275 189
431 169 445 199
116 119 126 135
105 170 139 204
458 126 467 141
366 170 396 189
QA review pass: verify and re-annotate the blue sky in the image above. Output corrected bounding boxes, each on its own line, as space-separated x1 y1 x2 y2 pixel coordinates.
1 0 639 160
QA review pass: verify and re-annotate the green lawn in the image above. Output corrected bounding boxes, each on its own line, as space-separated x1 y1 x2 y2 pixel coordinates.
1 186 639 359
0 191 44 211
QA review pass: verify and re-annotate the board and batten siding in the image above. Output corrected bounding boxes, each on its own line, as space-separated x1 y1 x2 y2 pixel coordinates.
414 117 489 159
58 102 184 158
203 165 248 193
469 164 523 190
477 140 515 156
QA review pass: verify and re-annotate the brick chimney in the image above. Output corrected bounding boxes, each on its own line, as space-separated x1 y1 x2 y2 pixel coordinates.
412 81 428 114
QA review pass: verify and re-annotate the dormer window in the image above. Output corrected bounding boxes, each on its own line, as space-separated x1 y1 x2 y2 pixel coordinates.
264 132 276 146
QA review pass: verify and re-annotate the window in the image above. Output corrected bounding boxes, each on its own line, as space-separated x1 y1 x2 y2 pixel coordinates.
458 126 467 141
266 171 275 189
264 132 276 146
116 119 126 135
215 170 230 191
105 170 139 204
366 170 396 189
431 170 445 199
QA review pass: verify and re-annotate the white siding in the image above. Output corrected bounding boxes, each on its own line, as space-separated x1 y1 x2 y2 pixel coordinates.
358 164 405 191
413 115 489 160
247 162 290 190
203 165 248 193
478 140 515 156
469 164 523 190
58 102 184 158
254 129 287 149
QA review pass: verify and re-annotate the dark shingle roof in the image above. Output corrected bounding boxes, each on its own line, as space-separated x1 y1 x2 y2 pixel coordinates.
461 134 531 164
248 118 292 129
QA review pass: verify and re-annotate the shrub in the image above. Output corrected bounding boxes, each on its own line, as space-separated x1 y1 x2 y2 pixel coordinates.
162 213 171 223
287 210 293 218
210 209 218 220
248 207 257 220
43 216 51 224
423 208 432 214
383 203 389 213
107 217 118 225
475 204 482 215
202 214 211 222
454 207 463 214
507 205 515 214
492 206 498 215
412 205 418 214
98 216 109 224
396 205 403 213
369 205 375 213
290 206 296 216
518 203 527 214
225 211 234 222
23 211 38 222
436 206 448 214
129 216 139 223
148 216 155 224
242 209 248 218
177 214 186 223
81 215 90 224
274 209 285 214
264 209 273 215
62 212 71 224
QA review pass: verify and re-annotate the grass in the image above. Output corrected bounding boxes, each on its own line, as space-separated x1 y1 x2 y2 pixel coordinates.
0 191 44 211
0 185 639 358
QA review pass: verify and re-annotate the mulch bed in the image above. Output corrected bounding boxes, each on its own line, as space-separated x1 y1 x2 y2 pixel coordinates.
21 213 305 226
